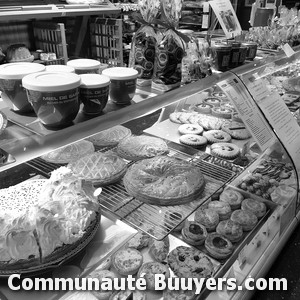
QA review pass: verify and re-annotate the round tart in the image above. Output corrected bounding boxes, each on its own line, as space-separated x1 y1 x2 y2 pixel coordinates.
216 219 243 243
194 208 219 232
203 97 221 107
68 151 127 186
219 189 244 210
231 209 258 231
167 246 214 278
164 209 186 232
137 262 170 290
117 135 168 161
241 198 267 219
169 112 183 124
205 233 233 260
211 92 228 101
41 140 95 164
211 107 233 119
112 248 143 275
221 121 251 140
87 125 131 147
179 134 207 148
181 221 207 246
123 156 206 206
210 142 240 159
194 103 212 114
178 123 204 135
203 130 231 143
208 201 232 220
88 269 116 300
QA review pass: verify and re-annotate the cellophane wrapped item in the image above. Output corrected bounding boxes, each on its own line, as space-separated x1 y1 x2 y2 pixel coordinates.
129 0 161 86
152 0 185 91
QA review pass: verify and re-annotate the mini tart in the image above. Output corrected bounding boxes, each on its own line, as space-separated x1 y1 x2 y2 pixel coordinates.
211 92 228 101
211 107 233 119
112 248 143 275
169 112 183 124
181 221 208 246
216 219 243 243
194 208 219 232
203 97 221 107
179 134 207 148
241 198 267 219
164 209 186 232
221 121 251 140
205 233 234 260
230 209 258 231
137 262 170 290
195 103 213 114
210 142 240 159
203 130 231 143
178 123 204 135
208 201 232 220
219 189 244 210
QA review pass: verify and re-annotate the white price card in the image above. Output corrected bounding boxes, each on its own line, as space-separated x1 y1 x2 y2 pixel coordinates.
209 0 242 39
243 73 300 173
217 74 275 152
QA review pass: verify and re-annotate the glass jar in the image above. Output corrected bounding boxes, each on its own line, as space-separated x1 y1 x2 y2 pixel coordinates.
228 41 241 69
241 42 258 60
211 44 231 72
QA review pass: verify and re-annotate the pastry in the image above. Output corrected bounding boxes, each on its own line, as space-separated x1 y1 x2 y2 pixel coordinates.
208 201 231 220
112 248 143 275
163 288 196 300
221 121 251 140
41 140 95 164
169 112 184 124
230 209 258 231
203 97 221 107
188 113 202 125
241 198 267 219
194 208 219 232
123 156 206 206
204 233 233 260
179 112 197 124
68 151 127 186
181 221 207 246
203 130 231 143
167 246 214 278
117 135 168 161
164 209 186 232
216 220 243 243
210 142 240 159
87 125 131 147
211 107 233 119
194 103 212 114
148 236 169 262
179 134 207 149
178 123 204 135
137 262 170 290
219 189 244 210
125 230 151 250
211 92 228 101
6 44 34 63
109 290 146 300
88 269 116 300
198 115 225 130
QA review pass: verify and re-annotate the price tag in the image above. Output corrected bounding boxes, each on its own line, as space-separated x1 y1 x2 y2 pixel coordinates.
238 247 247 268
241 140 251 156
282 43 295 58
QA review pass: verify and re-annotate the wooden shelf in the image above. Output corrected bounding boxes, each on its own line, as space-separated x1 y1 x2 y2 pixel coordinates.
0 2 120 21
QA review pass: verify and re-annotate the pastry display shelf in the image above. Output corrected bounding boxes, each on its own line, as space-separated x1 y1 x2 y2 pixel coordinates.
0 2 120 21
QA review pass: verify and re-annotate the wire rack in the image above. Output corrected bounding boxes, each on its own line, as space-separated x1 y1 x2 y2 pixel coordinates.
26 144 236 240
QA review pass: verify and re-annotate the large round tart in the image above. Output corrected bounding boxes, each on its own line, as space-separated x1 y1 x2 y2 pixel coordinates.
123 156 206 206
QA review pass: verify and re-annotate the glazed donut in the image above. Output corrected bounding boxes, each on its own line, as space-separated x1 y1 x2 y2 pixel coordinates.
123 156 206 206
230 209 258 231
204 233 233 260
216 219 243 243
194 208 219 232
241 198 267 219
219 189 244 210
181 221 208 246
208 201 232 220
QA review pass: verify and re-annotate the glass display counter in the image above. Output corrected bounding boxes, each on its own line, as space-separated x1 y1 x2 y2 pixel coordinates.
0 48 300 300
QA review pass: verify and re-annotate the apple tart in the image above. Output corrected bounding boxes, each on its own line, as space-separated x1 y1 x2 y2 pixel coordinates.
68 151 127 186
123 156 206 205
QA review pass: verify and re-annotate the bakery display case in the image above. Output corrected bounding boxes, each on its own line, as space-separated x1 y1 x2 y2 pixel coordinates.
0 47 300 300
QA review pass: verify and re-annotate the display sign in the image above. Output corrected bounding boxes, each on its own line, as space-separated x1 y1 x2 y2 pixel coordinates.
243 73 300 172
217 74 275 152
209 0 242 38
